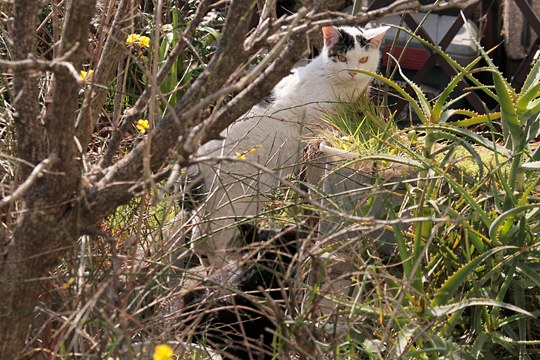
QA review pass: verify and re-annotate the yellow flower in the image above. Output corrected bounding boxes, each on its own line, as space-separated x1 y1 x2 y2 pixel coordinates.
126 33 141 45
126 33 150 48
136 119 150 134
235 144 261 160
62 277 76 289
139 35 150 48
153 344 174 360
79 69 93 81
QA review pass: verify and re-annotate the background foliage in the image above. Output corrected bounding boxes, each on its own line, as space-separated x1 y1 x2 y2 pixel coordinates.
1 0 539 359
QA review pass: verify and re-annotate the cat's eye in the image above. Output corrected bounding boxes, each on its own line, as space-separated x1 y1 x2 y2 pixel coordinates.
336 54 347 62
359 56 368 63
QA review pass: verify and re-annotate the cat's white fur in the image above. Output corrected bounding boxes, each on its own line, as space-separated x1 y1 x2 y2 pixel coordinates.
189 25 389 267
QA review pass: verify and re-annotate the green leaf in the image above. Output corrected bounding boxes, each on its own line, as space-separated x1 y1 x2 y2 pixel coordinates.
357 154 425 169
390 25 498 101
490 332 540 345
431 246 516 307
516 263 540 289
352 69 429 124
471 332 489 358
421 124 511 157
200 25 222 42
489 205 540 242
492 71 523 148
426 298 536 318
433 58 486 121
520 57 540 95
444 111 501 127
428 130 485 178
438 108 478 124
525 98 540 118
516 81 540 114
388 54 431 122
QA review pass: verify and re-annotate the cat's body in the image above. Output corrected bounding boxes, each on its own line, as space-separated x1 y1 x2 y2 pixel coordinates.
180 224 307 360
189 25 389 266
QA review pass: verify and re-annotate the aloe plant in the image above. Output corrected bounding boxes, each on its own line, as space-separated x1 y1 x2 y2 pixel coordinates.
322 24 540 358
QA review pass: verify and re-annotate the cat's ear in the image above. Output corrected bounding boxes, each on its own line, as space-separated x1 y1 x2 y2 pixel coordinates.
322 26 341 47
366 26 390 49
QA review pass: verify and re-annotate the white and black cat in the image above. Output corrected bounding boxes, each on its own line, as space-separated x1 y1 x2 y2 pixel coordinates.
188 25 389 267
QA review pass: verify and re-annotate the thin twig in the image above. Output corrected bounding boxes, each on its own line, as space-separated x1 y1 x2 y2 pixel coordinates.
189 154 467 227
98 0 214 169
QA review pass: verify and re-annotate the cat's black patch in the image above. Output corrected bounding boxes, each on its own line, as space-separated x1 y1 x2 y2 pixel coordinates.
327 28 356 61
180 224 309 360
356 34 369 47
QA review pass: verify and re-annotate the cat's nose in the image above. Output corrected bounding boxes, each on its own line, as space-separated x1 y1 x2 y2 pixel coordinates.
348 71 357 78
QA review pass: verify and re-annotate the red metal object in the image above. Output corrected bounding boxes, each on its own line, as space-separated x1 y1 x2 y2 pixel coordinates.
382 45 430 70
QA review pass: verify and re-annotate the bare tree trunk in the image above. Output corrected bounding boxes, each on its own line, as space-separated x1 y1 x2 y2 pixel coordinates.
0 1 96 357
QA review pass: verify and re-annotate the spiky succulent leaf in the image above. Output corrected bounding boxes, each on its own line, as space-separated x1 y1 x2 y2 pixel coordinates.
516 81 540 115
438 108 478 124
427 130 485 177
427 298 536 318
522 161 540 171
421 124 511 157
351 68 429 124
492 71 522 149
387 54 431 122
444 111 501 127
489 204 540 243
520 57 540 95
431 246 516 307
391 25 497 101
433 56 488 121
358 153 424 169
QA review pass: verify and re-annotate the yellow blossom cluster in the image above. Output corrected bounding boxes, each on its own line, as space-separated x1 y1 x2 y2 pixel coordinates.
126 33 150 49
136 119 150 134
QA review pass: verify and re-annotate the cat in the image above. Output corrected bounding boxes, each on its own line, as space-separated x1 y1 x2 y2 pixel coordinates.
188 25 389 267
180 223 308 360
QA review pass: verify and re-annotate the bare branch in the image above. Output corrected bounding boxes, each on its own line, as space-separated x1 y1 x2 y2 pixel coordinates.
11 1 45 180
0 58 82 83
76 0 134 147
81 0 260 221
99 0 215 169
1 1 97 357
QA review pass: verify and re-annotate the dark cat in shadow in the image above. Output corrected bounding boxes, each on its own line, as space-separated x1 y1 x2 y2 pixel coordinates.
181 223 309 360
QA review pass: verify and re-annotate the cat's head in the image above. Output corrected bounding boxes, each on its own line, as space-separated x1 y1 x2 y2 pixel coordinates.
321 25 389 83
